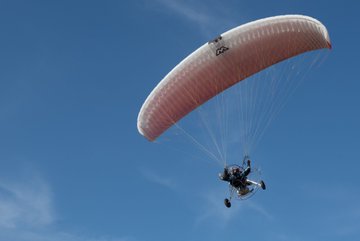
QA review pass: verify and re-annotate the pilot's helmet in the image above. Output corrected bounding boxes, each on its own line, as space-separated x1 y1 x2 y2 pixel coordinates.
232 167 240 174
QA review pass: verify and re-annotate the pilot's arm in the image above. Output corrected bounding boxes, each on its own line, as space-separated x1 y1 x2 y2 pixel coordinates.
219 168 230 181
243 160 251 177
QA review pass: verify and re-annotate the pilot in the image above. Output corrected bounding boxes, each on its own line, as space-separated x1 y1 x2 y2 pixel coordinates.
219 160 251 182
219 160 252 194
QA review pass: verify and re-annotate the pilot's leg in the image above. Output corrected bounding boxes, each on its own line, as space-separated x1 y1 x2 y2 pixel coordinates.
243 166 251 177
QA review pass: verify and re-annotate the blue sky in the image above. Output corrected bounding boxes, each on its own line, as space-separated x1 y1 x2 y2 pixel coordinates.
0 0 359 241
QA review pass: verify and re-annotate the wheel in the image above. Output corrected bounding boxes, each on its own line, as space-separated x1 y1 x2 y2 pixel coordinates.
260 180 266 190
224 198 231 208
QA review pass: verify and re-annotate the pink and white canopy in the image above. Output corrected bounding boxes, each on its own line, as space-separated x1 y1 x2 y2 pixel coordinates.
137 15 331 141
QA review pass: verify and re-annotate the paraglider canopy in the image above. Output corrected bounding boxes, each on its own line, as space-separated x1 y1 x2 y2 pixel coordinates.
137 15 331 141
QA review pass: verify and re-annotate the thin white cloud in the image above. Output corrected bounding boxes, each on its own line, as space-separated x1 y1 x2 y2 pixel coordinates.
327 204 360 237
155 0 211 27
0 229 136 241
0 171 136 241
296 180 360 238
194 189 240 228
153 0 239 37
245 199 274 220
140 168 177 190
0 176 54 229
194 187 272 227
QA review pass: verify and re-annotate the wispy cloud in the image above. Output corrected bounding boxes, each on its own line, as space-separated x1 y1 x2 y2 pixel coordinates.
325 202 360 237
0 176 54 229
153 0 239 37
194 190 240 227
0 229 136 241
156 0 212 27
296 180 360 238
245 199 274 220
140 168 177 190
0 171 135 241
194 188 272 227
